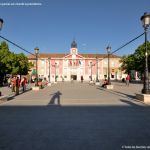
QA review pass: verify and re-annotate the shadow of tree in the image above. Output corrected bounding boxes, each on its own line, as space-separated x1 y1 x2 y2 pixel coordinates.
7 88 32 101
0 104 150 150
111 90 135 99
120 99 142 107
96 86 135 100
49 91 62 105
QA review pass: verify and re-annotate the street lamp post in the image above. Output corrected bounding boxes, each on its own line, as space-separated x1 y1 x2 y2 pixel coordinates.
90 62 93 81
55 62 57 82
48 57 51 83
34 47 39 86
106 45 111 85
141 12 150 94
96 57 99 82
0 18 4 31
0 18 3 96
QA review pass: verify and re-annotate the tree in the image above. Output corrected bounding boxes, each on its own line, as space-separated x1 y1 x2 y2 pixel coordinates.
0 41 33 85
119 54 136 73
11 53 32 76
0 41 12 85
134 41 150 73
120 41 150 75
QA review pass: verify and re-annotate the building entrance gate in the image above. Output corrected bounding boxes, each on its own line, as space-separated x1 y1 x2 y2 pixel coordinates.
71 75 77 80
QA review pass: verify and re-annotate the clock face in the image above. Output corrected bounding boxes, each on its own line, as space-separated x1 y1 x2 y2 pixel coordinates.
72 48 76 54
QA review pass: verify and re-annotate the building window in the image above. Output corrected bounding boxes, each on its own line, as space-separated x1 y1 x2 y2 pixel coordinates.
55 61 59 65
111 74 114 78
64 59 68 67
42 60 44 64
88 60 92 65
111 61 115 67
32 60 36 67
79 60 83 66
104 59 108 65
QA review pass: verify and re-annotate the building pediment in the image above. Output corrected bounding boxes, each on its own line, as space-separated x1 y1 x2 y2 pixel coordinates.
63 53 84 59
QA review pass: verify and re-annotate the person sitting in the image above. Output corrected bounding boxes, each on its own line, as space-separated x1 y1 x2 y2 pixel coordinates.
101 79 108 88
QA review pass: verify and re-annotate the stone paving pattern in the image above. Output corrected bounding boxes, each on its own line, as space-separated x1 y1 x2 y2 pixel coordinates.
0 81 150 150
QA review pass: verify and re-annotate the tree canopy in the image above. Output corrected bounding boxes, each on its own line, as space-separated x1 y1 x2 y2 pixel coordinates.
0 41 32 85
119 41 150 74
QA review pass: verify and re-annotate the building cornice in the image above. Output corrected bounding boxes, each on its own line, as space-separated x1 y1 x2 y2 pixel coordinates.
28 53 121 60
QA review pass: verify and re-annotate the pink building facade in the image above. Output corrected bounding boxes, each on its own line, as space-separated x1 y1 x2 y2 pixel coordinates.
28 41 123 82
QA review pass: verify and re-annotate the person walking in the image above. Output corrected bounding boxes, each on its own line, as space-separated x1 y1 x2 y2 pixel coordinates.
21 77 27 92
7 77 11 88
11 76 16 93
81 76 83 83
126 74 130 86
15 77 20 95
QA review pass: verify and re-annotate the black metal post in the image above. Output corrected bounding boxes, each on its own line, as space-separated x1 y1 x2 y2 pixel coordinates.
0 18 3 31
34 47 39 86
48 58 51 83
142 26 150 94
96 57 99 82
35 53 38 86
108 51 111 85
0 18 3 96
90 62 92 81
55 63 57 82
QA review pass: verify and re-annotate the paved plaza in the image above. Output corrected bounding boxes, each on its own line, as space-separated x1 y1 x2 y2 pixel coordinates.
0 81 150 150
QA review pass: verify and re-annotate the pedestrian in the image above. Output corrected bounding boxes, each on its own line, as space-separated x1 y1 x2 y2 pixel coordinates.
81 76 83 83
122 78 125 82
7 77 11 88
71 77 73 83
62 76 64 82
15 77 20 95
21 77 27 92
126 74 130 86
11 76 16 92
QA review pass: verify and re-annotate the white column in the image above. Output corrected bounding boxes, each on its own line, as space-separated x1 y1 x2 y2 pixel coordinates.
44 59 47 78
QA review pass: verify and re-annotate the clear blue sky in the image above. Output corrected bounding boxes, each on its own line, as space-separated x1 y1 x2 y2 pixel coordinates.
0 0 150 56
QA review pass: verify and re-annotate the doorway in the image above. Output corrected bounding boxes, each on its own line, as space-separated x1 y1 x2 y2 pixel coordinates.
71 75 77 80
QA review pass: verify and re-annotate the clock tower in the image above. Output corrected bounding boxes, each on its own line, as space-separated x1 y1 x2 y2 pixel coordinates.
70 40 78 55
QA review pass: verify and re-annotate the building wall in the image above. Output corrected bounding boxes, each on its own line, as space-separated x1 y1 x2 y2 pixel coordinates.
28 48 123 82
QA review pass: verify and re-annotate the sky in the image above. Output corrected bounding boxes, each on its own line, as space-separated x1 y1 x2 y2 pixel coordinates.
0 0 150 56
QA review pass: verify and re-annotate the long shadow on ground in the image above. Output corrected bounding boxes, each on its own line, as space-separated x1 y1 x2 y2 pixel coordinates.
0 103 150 150
97 86 136 100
